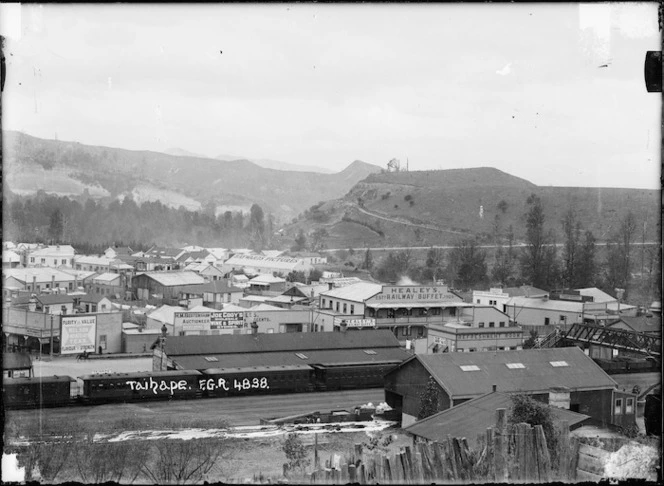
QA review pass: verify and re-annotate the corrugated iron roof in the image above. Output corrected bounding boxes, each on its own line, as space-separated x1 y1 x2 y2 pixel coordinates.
405 391 590 443
174 346 410 370
410 347 617 398
165 329 403 357
3 352 33 370
141 271 206 286
320 282 382 301
147 304 187 324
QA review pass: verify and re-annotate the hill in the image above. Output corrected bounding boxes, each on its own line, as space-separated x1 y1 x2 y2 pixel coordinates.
284 167 660 248
215 154 334 174
3 131 381 222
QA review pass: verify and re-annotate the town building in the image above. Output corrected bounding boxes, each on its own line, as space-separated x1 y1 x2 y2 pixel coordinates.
404 390 590 446
4 267 78 294
220 253 311 276
607 315 661 336
153 328 410 373
384 347 636 428
3 352 33 378
77 293 113 313
131 271 206 301
472 286 548 311
177 280 243 310
103 246 134 260
247 274 287 295
88 272 125 298
74 255 116 273
26 245 76 268
315 282 382 332
143 246 188 261
184 262 225 281
12 293 76 315
2 249 21 269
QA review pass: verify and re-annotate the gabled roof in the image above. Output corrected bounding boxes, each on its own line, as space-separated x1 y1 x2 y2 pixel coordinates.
249 274 286 285
576 288 616 303
147 304 187 324
320 282 382 301
29 245 76 256
181 280 243 295
79 293 112 304
36 293 75 305
396 347 617 399
92 272 122 283
136 271 206 287
75 255 115 266
609 316 661 334
145 246 186 258
2 250 21 263
506 296 584 312
4 267 78 283
175 346 410 371
404 391 590 443
163 329 403 356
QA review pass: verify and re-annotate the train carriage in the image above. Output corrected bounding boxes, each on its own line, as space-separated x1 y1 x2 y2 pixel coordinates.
200 365 314 397
79 370 203 404
313 362 402 391
3 375 77 409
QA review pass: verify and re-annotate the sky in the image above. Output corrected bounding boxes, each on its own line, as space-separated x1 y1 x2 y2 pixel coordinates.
1 3 661 189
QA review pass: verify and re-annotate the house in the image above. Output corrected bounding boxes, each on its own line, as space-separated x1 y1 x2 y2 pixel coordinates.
220 253 311 276
404 390 590 445
26 245 76 268
575 287 638 315
154 328 410 372
3 352 33 378
144 246 188 261
607 315 661 336
131 271 207 301
13 293 76 315
247 274 287 294
472 286 548 311
384 347 636 429
184 262 225 281
282 283 331 305
190 280 243 309
2 250 21 269
4 267 78 294
315 282 383 332
88 272 124 298
286 251 328 265
77 293 113 313
230 274 250 289
145 305 187 336
418 305 523 353
74 255 116 273
103 246 134 259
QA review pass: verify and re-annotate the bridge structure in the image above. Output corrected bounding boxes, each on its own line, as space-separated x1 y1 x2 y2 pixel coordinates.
537 323 661 359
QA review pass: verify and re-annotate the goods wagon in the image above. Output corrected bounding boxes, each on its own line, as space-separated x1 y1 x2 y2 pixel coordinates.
79 370 204 403
3 375 77 409
199 365 314 397
313 362 399 390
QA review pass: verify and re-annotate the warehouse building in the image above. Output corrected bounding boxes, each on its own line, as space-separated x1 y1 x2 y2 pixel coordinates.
220 254 311 276
131 271 206 300
384 347 636 428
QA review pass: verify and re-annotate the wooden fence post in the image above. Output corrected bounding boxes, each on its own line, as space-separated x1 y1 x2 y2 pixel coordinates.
534 425 551 482
524 423 538 482
493 408 508 482
556 420 570 481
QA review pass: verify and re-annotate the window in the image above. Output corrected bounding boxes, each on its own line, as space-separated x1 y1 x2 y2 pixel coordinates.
100 334 107 350
62 259 67 264
204 356 218 362
506 363 525 369
544 317 550 325
489 322 495 328
45 306 50 313
61 305 67 314
417 327 424 337
46 283 51 289
402 327 411 337
350 305 354 314
449 308 456 317
550 361 569 367
469 348 476 352
322 299 326 308
41 258 46 264
614 398 623 415
560 315 566 322
476 299 480 304
460 365 480 371
295 353 308 359
343 303 347 314
30 257 35 263
499 322 505 327
363 350 377 355
431 308 441 316
626 398 634 414
478 322 485 328
336 302 339 312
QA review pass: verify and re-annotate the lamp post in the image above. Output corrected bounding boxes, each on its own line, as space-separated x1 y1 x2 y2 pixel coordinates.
50 314 54 358
160 324 167 371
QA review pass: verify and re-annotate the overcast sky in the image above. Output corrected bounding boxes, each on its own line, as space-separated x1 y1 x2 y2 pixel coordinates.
1 3 660 188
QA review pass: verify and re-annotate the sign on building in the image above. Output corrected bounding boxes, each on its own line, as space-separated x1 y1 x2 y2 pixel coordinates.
333 317 376 328
174 312 210 331
211 311 244 329
60 315 97 354
369 286 459 303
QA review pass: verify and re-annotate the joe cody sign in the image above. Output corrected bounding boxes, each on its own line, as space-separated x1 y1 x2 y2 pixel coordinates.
174 311 245 331
60 315 97 354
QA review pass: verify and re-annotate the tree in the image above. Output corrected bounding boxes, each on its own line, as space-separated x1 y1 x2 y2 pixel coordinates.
249 203 266 251
508 394 558 460
576 230 597 288
422 247 445 283
418 376 442 419
282 433 310 476
446 239 488 290
362 248 373 271
48 208 64 242
604 211 637 299
308 268 323 283
561 209 582 289
375 250 412 283
523 329 539 349
492 245 514 286
140 438 224 484
286 270 307 284
291 229 307 252
310 228 329 251
519 196 558 289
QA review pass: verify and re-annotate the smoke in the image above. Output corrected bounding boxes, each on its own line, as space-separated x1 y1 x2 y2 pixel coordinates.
396 275 419 286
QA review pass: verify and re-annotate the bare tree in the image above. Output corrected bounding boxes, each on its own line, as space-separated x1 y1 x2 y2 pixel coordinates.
140 438 226 484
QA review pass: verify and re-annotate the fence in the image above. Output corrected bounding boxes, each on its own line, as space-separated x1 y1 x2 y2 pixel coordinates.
305 409 591 484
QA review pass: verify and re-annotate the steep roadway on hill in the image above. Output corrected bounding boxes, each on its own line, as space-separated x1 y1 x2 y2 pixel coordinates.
354 205 468 236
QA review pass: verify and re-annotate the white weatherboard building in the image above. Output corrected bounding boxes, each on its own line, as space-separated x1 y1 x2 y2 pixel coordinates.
221 254 311 275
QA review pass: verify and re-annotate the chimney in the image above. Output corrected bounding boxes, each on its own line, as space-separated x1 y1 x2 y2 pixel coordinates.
492 384 497 393
328 282 334 291
51 275 55 291
340 320 348 333
251 321 258 336
28 294 37 312
32 276 37 292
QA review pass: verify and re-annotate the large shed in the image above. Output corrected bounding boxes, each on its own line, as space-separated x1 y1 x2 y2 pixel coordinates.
384 347 635 428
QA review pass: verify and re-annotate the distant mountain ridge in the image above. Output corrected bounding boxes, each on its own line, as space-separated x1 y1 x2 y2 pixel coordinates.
3 131 382 221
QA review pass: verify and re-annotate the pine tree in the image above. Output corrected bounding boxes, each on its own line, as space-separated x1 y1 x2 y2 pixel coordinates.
418 376 442 419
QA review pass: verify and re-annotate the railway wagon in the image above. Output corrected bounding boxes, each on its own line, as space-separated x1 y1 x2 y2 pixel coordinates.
200 365 314 397
313 362 400 390
79 370 204 403
3 375 77 409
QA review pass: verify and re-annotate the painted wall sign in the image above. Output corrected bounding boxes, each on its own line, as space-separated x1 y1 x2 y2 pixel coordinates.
60 315 97 354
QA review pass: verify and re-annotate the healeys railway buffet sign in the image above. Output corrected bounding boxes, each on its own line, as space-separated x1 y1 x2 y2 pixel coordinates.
368 286 460 303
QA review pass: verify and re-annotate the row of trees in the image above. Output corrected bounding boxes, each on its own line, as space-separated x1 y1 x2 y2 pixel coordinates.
3 192 275 252
366 195 659 301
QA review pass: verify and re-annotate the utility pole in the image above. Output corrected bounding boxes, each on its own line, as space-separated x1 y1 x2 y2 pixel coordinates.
50 314 54 358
